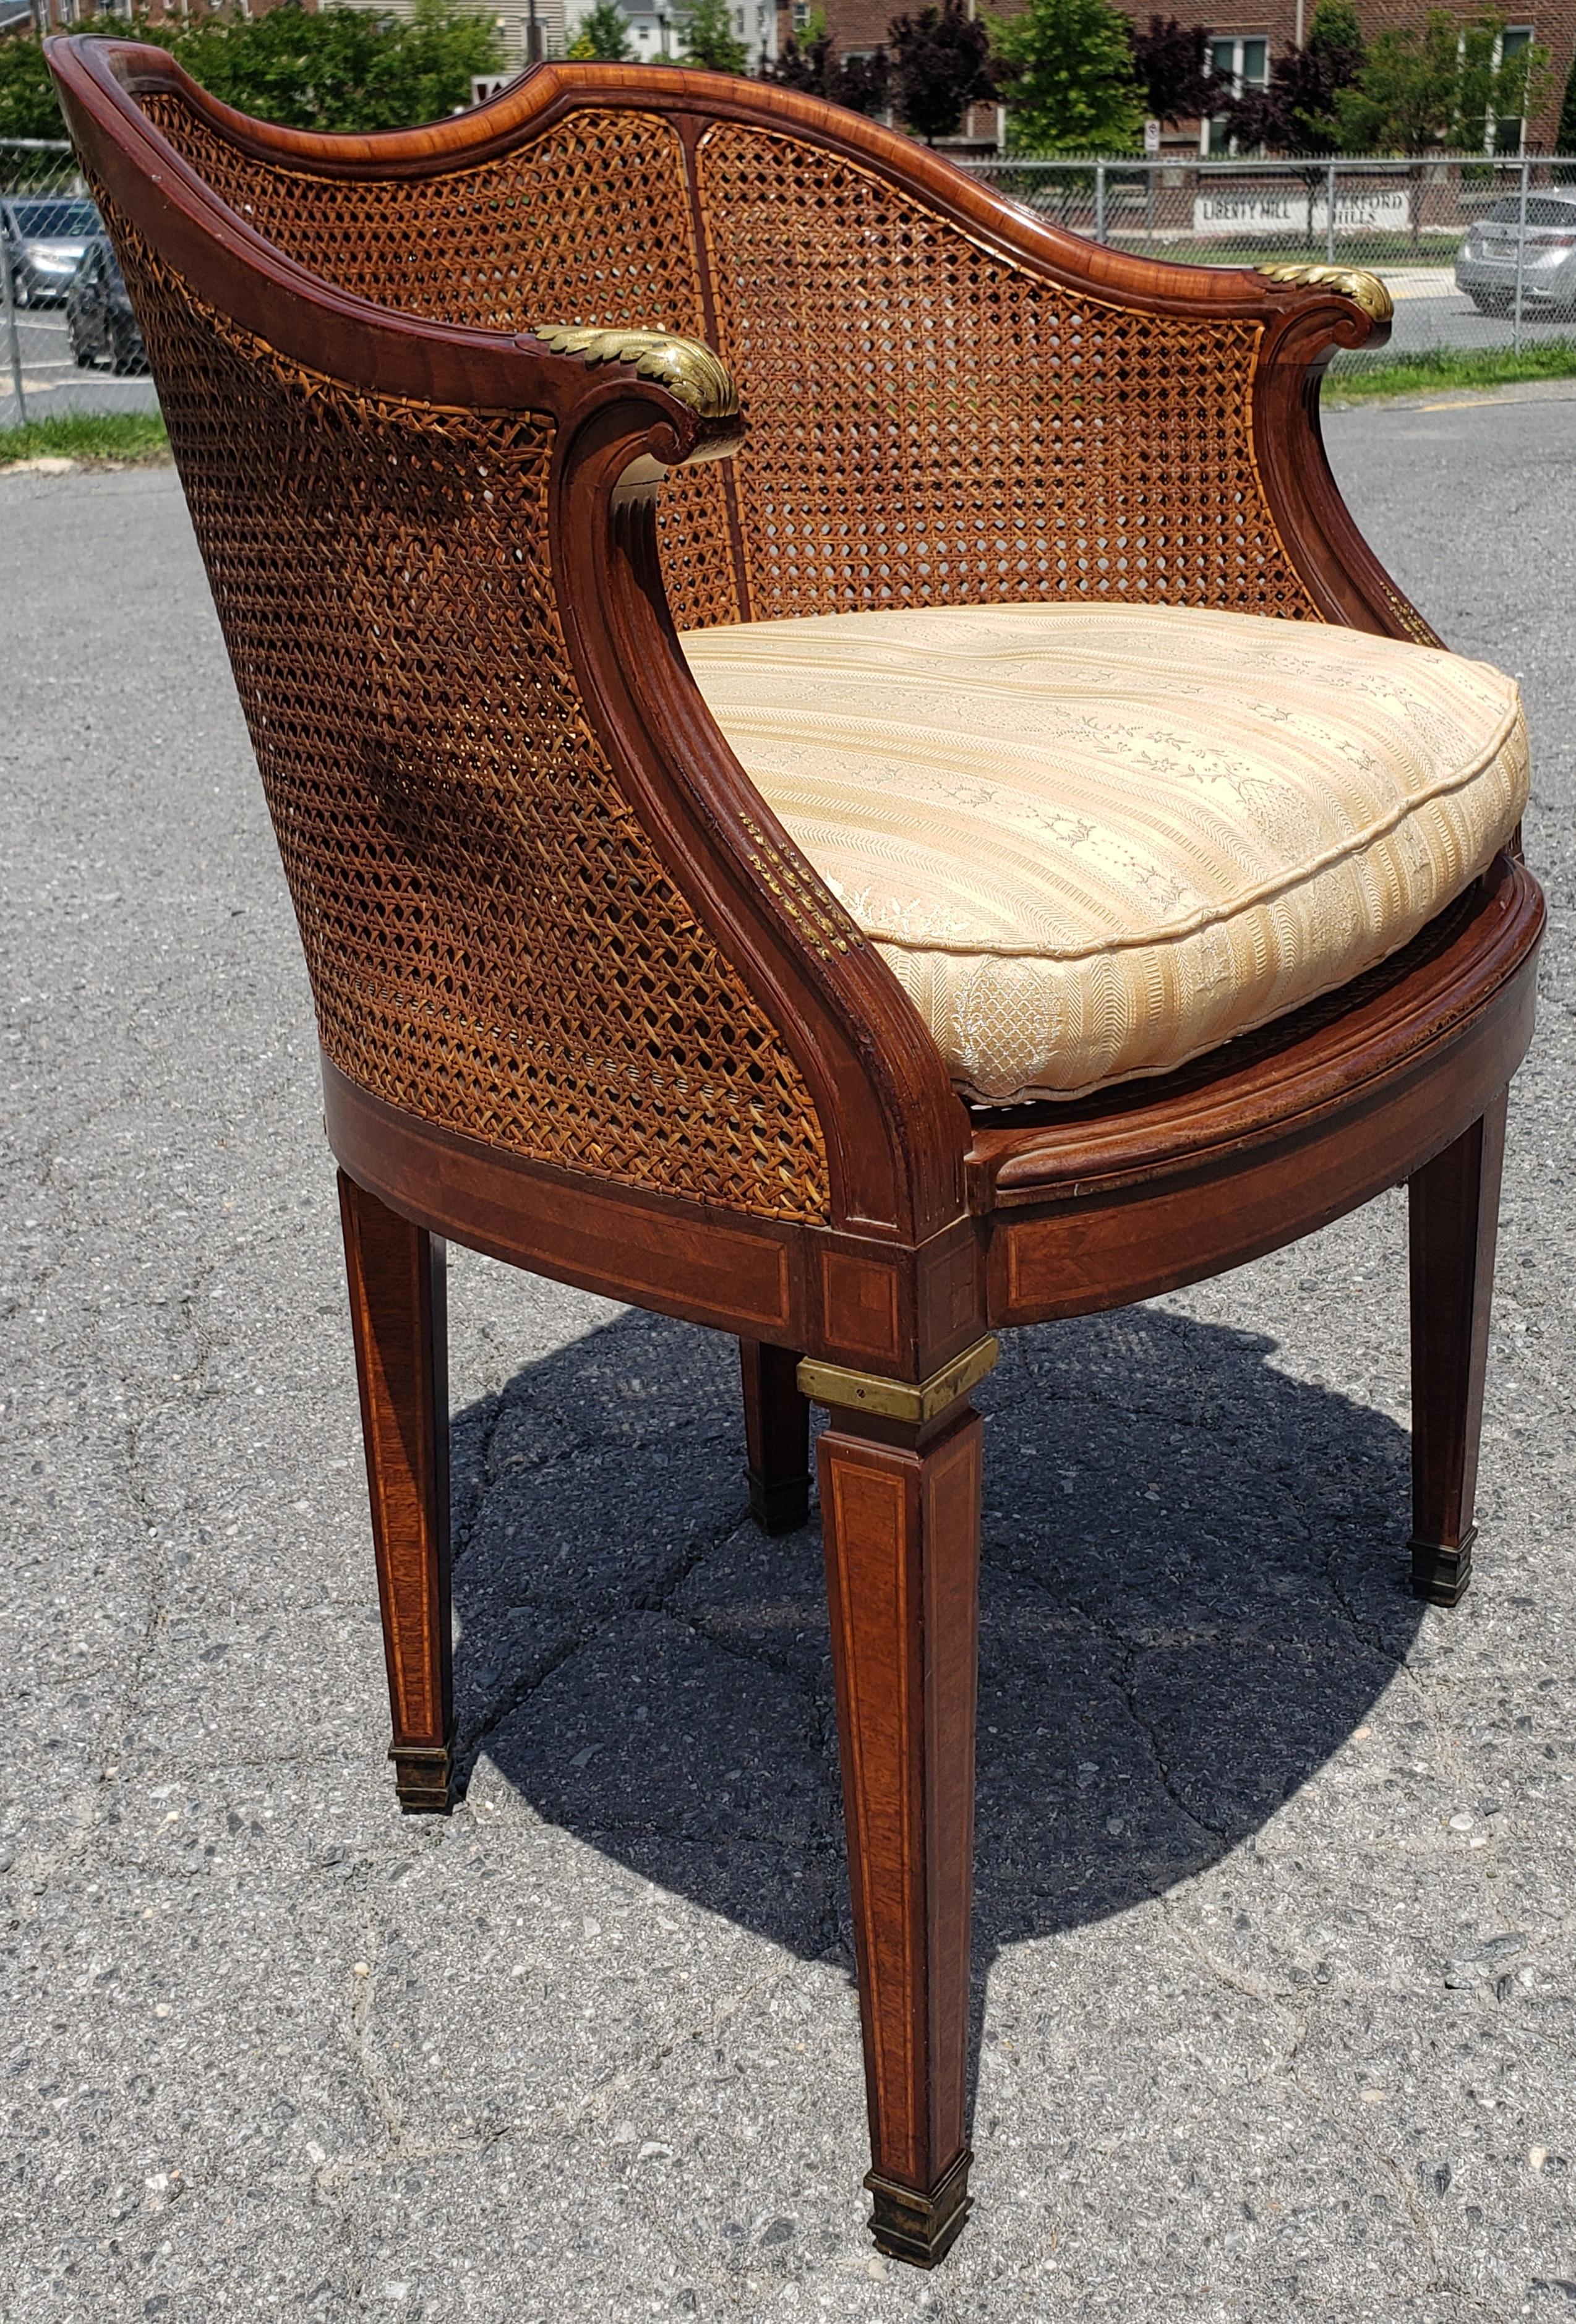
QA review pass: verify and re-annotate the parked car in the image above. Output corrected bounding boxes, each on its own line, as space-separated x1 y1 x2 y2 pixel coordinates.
1 194 102 307
1456 190 1576 317
65 236 147 375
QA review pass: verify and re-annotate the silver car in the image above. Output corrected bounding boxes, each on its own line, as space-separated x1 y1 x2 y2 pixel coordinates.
1 195 101 308
1456 189 1576 317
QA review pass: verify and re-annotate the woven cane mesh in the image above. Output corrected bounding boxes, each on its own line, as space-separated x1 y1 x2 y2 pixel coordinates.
696 124 1319 625
105 215 829 1220
134 93 739 633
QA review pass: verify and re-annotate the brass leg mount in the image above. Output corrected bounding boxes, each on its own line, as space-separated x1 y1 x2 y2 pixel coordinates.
866 2150 974 2268
1410 1527 1474 1607
797 1335 999 1424
390 1742 453 1814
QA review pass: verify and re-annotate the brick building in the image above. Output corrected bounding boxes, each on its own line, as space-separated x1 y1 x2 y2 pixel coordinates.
802 0 1576 150
1179 0 1572 150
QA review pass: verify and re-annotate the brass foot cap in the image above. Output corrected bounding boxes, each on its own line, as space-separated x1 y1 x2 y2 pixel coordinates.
1410 1527 1475 1608
390 1742 454 1815
865 2150 973 2269
747 1469 811 1535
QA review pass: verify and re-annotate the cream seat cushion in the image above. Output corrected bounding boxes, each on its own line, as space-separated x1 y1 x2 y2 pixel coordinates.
680 602 1528 1106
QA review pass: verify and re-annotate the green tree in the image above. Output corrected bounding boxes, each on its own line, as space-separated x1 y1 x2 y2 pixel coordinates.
566 0 634 59
5 2 504 138
169 0 502 134
1335 14 1456 147
681 0 747 72
1560 49 1576 153
0 31 65 142
1335 7 1546 152
992 0 1142 152
1456 11 1548 148
1309 0 1363 58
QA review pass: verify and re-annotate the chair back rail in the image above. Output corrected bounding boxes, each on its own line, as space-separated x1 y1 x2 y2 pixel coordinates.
72 53 1419 638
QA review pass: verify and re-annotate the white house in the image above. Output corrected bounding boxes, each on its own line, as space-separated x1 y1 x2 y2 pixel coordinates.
349 0 779 71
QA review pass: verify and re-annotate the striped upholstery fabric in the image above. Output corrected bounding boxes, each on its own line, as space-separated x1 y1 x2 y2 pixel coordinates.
682 602 1528 1104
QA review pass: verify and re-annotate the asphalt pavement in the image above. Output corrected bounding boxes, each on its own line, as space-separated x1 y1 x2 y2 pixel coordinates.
1359 273 1576 359
1 302 159 425
3 395 1575 2322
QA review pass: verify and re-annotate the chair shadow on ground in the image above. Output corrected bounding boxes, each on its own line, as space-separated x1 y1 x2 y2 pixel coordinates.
447 1296 1426 1991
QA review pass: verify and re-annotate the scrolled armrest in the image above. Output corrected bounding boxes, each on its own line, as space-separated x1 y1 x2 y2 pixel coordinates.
531 324 740 422
1254 263 1394 325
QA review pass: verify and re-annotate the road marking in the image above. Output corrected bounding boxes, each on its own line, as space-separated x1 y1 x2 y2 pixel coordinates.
1411 383 1576 411
1415 393 1513 410
16 379 155 395
1375 269 1459 300
1329 378 1576 416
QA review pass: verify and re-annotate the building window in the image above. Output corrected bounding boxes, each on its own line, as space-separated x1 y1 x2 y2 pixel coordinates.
791 0 810 27
1491 24 1533 153
1455 20 1535 152
1202 34 1269 155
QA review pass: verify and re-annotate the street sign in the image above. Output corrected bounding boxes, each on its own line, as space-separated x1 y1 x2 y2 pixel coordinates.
1144 117 1162 155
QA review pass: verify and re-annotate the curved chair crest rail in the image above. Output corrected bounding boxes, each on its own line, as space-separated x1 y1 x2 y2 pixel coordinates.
46 33 1543 2272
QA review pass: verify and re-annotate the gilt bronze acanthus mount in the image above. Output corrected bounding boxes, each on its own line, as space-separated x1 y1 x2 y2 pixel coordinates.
1256 262 1395 322
530 322 742 419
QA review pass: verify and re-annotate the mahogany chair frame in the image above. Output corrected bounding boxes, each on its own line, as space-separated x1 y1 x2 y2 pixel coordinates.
49 36 1543 2269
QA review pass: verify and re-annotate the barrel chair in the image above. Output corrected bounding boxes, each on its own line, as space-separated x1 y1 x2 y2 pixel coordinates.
49 36 1542 2268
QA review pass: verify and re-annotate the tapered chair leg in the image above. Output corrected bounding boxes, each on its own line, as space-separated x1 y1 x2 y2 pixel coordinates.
740 1339 810 1533
338 1169 454 1812
1408 1094 1508 1607
815 1382 984 2268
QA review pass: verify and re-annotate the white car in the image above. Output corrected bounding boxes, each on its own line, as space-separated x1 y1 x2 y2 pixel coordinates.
1456 189 1576 317
1 194 102 308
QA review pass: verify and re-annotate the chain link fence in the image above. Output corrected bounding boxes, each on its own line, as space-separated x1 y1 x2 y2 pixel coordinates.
10 133 1576 429
2 135 160 429
959 151 1576 372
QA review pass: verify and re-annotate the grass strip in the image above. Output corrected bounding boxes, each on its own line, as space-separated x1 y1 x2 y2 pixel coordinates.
0 409 170 468
1326 340 1576 402
3 343 1569 461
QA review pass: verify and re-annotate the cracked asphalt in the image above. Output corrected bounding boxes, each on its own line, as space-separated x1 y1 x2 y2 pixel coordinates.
4 392 1575 2323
